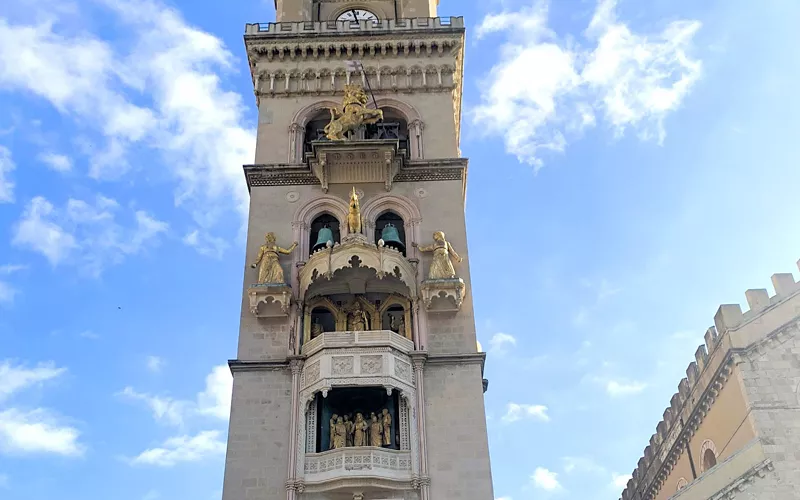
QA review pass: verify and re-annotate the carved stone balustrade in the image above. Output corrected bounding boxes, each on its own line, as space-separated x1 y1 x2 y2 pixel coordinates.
306 139 405 192
247 283 292 317
302 447 413 492
420 278 466 312
300 331 415 401
299 235 417 299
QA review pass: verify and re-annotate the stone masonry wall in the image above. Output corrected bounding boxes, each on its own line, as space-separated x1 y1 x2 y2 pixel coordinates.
423 361 494 500
222 368 293 500
733 318 800 499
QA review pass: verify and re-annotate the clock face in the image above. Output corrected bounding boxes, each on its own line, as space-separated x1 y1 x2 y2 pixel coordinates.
337 9 379 22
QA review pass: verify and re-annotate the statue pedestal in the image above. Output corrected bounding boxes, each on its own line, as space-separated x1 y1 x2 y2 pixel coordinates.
420 278 466 312
248 283 292 317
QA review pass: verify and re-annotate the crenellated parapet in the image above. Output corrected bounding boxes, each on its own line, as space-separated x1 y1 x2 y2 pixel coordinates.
620 259 800 500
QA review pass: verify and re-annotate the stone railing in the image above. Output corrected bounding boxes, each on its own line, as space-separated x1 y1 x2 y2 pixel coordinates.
669 440 771 500
304 447 412 485
245 17 464 36
301 330 414 357
621 260 800 500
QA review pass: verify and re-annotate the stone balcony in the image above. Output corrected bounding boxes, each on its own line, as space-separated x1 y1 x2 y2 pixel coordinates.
669 439 772 499
245 16 464 38
299 330 415 402
302 447 412 492
302 330 414 357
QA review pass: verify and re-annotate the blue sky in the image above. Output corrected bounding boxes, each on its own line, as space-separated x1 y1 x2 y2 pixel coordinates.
0 0 799 499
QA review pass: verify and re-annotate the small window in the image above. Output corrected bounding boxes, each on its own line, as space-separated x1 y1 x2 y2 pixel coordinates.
702 448 717 471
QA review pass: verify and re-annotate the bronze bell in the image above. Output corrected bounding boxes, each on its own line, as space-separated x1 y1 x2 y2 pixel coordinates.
380 223 405 252
312 226 334 252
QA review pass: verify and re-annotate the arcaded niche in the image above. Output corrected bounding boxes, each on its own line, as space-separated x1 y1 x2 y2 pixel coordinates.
620 259 800 500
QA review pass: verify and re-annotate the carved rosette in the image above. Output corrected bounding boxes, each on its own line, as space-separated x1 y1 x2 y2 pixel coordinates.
247 283 293 317
420 278 466 312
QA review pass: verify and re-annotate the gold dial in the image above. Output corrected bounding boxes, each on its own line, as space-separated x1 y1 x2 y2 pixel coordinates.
337 9 379 22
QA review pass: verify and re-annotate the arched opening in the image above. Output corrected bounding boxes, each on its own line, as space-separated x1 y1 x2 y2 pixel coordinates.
301 106 410 157
367 107 409 154
374 211 405 255
315 387 400 452
309 307 336 338
309 213 341 255
304 110 331 156
702 448 717 471
381 304 405 333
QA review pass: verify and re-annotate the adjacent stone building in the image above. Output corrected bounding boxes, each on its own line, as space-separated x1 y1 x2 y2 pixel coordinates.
620 261 800 500
221 2 495 500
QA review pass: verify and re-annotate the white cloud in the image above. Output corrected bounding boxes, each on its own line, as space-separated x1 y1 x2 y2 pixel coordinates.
502 403 549 423
130 430 225 467
0 1 254 236
562 456 606 475
119 387 189 427
196 365 232 420
473 0 702 169
146 356 165 373
0 408 83 456
0 361 66 402
11 195 167 274
183 229 229 259
37 152 72 172
605 379 647 397
120 364 231 425
532 467 561 491
611 473 632 490
0 145 15 203
489 332 517 353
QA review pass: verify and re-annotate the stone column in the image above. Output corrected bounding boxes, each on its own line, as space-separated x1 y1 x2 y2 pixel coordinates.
286 359 304 500
289 123 303 163
411 353 430 500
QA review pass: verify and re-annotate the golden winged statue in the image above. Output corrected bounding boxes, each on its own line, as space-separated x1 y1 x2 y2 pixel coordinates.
324 84 384 140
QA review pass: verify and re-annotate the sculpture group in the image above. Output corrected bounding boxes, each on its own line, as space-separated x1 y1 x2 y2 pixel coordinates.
329 408 392 450
324 84 384 141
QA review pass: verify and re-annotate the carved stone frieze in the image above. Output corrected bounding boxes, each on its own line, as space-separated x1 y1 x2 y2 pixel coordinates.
420 278 466 312
307 139 405 192
247 283 293 317
331 356 354 375
302 447 412 491
361 355 383 374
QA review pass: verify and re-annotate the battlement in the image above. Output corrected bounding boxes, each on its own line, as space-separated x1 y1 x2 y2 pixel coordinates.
620 259 800 500
245 17 464 37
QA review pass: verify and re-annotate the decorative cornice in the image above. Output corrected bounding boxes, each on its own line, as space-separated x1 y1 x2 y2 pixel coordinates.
709 460 773 500
228 359 291 372
243 158 467 190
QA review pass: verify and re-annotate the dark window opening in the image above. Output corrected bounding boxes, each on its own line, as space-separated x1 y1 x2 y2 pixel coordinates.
310 214 340 255
316 387 400 452
374 211 405 255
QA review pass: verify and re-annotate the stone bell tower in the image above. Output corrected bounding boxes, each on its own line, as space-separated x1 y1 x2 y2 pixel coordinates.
222 2 494 500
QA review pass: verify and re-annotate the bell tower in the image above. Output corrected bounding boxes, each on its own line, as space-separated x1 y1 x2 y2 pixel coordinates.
223 3 493 500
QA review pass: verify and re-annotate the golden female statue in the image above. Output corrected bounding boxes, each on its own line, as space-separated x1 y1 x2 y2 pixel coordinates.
414 231 462 280
369 412 382 446
332 417 347 449
347 187 362 234
353 413 367 446
251 232 298 284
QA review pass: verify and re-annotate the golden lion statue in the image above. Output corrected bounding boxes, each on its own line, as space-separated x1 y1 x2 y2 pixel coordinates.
324 84 384 141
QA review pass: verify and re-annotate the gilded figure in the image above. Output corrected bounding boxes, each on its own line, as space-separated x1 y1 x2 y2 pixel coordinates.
329 413 338 450
251 232 298 284
353 413 368 446
323 84 384 141
414 231 462 280
346 301 369 331
381 408 392 446
344 414 354 447
347 187 362 235
311 318 324 338
390 313 405 336
332 417 347 449
369 412 382 446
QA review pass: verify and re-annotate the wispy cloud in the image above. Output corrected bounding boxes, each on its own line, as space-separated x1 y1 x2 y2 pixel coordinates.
489 332 517 354
0 0 254 236
611 472 632 490
12 195 168 275
472 0 702 169
0 145 15 203
130 430 225 467
0 361 66 401
502 403 550 423
146 356 165 373
120 364 232 426
37 152 73 172
605 379 647 397
531 467 562 491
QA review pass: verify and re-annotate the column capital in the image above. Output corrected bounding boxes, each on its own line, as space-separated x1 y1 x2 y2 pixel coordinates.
410 351 427 370
289 357 305 374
